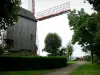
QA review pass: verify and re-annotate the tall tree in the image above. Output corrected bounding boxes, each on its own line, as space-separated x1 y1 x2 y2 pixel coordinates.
87 0 100 39
68 8 100 63
66 42 73 61
43 33 62 56
0 0 21 31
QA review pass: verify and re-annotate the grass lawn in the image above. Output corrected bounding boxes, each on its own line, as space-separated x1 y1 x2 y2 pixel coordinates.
70 62 100 75
68 61 77 64
0 61 75 75
0 70 56 75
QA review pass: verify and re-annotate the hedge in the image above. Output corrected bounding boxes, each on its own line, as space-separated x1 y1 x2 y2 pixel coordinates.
0 56 67 71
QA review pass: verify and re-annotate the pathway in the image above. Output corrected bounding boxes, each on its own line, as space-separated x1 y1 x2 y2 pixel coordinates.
43 61 85 75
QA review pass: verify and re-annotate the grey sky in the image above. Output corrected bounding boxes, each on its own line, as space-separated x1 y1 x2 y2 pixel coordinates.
21 0 94 57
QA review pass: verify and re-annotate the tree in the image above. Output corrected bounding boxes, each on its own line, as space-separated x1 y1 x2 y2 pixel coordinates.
0 0 21 31
43 33 62 56
83 55 91 61
0 0 21 55
66 42 73 61
68 8 100 63
87 0 100 39
85 1 100 61
59 47 67 56
59 42 74 59
87 0 100 12
0 47 4 55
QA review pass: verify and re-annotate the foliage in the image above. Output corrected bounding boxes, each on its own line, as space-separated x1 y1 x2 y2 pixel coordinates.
87 0 100 40
0 47 4 55
0 0 21 31
68 9 100 63
94 13 100 40
59 47 67 56
68 9 96 47
66 42 73 60
59 42 73 60
83 55 91 61
0 69 57 75
70 63 100 75
0 56 67 71
0 62 75 75
43 33 62 56
87 0 100 12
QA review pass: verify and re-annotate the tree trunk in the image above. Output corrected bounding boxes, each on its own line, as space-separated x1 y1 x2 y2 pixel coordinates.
91 50 94 64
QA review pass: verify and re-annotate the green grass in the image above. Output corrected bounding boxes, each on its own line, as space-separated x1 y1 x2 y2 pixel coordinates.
68 61 77 64
70 62 100 75
0 69 57 75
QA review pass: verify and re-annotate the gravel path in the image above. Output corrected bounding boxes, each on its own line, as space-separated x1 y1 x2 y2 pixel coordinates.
43 61 85 75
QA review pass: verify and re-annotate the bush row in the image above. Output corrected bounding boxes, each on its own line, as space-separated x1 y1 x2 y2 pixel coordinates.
0 56 67 71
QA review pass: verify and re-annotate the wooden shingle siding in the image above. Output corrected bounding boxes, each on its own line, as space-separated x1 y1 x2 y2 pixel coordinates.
6 8 37 52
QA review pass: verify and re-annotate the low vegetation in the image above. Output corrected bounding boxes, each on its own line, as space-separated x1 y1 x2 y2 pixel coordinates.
0 61 74 75
70 63 100 75
0 56 67 71
0 69 57 75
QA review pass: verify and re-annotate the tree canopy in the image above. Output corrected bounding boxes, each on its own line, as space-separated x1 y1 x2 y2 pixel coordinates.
43 33 62 56
0 0 21 30
66 42 73 61
59 42 73 61
87 0 100 39
66 42 73 57
68 8 100 62
87 0 100 12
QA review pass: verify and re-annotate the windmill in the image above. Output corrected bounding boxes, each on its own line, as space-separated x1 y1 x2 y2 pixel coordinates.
1 0 71 56
28 0 71 21
28 0 71 55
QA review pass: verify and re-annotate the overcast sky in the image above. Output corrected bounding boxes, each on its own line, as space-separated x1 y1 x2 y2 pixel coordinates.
21 0 94 57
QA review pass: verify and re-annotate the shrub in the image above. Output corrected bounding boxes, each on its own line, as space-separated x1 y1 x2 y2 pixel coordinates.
0 47 3 55
0 56 67 71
